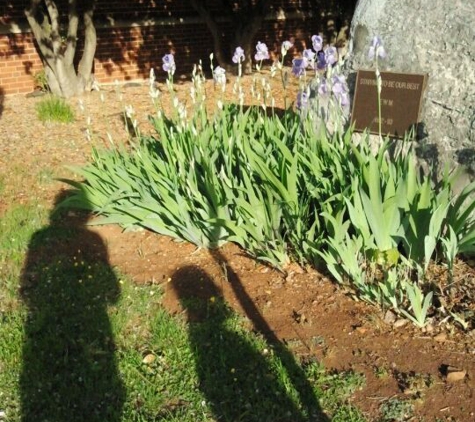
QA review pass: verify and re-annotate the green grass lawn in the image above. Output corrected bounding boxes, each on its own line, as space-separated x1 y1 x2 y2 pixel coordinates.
0 201 365 421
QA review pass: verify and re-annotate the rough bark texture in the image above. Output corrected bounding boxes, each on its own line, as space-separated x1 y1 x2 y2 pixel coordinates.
346 0 475 172
25 0 97 98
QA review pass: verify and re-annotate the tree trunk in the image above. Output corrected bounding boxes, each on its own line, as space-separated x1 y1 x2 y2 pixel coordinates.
25 0 97 98
189 0 228 69
234 26 261 74
189 0 270 73
232 1 270 74
77 6 97 91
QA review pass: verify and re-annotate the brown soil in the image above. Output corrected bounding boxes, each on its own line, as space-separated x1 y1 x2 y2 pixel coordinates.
1 76 474 421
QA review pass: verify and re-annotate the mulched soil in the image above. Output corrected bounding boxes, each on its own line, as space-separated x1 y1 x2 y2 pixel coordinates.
1 77 475 421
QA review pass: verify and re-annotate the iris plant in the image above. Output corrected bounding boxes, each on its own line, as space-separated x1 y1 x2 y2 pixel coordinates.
311 35 323 52
254 41 270 72
254 41 270 61
232 47 245 64
303 48 316 66
296 89 309 110
162 53 176 75
281 40 293 56
213 66 226 88
323 46 338 67
331 75 349 107
292 58 308 77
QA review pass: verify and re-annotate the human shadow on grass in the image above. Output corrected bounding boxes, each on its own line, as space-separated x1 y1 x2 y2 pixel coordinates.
172 261 329 422
19 191 125 422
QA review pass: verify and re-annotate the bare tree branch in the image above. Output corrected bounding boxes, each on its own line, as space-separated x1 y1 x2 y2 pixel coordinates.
25 0 54 64
25 0 42 17
77 2 97 88
44 0 61 54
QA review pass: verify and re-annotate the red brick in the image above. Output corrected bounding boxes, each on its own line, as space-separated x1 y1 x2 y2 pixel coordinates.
0 4 330 94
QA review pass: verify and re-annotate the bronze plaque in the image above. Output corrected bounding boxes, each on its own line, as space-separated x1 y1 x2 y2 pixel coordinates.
351 70 428 138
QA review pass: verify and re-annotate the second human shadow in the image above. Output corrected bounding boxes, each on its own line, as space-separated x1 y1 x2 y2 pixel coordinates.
172 263 329 422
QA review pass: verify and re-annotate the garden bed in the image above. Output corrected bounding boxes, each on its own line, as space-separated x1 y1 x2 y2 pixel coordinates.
1 77 475 421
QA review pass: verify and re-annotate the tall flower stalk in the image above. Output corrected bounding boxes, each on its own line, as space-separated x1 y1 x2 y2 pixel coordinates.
213 65 227 110
368 36 387 139
162 53 177 119
254 41 270 72
162 53 176 90
232 47 245 109
250 42 270 104
278 40 293 109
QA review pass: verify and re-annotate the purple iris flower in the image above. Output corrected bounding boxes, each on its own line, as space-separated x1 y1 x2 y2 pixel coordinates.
337 92 350 107
296 90 309 110
282 40 293 52
311 34 323 52
292 58 308 76
232 46 245 64
254 41 270 61
213 66 226 86
332 74 349 107
303 48 316 63
324 46 338 66
316 51 327 70
332 74 347 88
318 78 329 96
368 36 387 60
162 53 176 74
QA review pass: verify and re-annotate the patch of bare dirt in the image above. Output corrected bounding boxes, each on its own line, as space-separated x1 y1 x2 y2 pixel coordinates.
1 77 475 421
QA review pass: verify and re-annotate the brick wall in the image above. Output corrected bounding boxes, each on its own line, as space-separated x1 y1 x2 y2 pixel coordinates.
0 33 43 94
0 1 355 95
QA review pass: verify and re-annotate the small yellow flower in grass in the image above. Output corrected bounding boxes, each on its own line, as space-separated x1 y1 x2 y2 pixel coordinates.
209 296 216 303
230 368 235 373
119 280 124 285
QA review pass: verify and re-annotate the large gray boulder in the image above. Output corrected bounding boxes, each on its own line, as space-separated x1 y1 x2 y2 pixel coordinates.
346 0 475 172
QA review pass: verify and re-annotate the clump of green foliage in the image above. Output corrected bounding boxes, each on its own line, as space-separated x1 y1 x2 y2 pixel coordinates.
61 42 475 330
379 398 414 421
36 96 74 123
33 68 49 92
